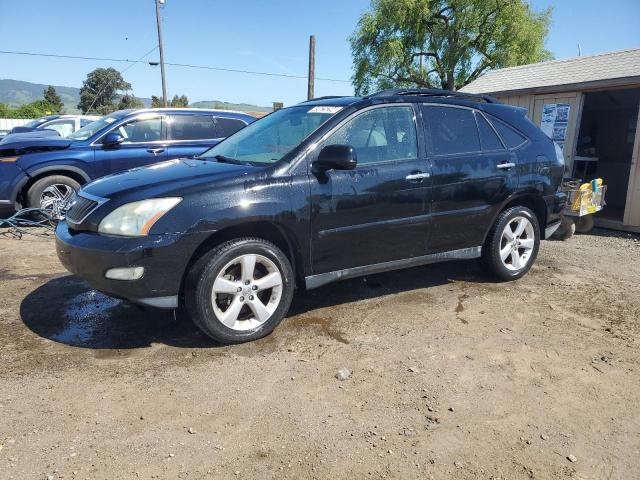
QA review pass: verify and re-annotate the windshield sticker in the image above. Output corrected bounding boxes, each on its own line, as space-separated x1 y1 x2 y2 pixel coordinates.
104 117 117 124
309 106 343 114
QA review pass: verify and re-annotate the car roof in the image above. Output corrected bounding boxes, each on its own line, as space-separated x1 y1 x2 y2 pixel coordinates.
115 108 256 119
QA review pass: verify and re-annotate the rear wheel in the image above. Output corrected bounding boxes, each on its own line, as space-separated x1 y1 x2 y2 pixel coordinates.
26 175 80 220
185 238 294 344
481 206 540 281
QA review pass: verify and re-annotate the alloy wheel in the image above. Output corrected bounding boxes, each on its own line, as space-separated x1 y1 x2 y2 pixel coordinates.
499 216 535 271
40 183 76 218
211 254 283 331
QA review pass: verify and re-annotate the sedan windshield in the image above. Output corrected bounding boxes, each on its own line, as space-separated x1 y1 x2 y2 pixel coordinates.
67 115 121 141
23 116 53 128
198 105 341 165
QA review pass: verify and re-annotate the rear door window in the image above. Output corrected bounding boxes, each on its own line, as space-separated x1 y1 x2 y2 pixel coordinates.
476 113 505 151
168 115 217 140
214 117 247 138
423 106 481 155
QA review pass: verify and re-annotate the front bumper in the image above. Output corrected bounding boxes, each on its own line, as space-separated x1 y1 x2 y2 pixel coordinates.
55 221 208 308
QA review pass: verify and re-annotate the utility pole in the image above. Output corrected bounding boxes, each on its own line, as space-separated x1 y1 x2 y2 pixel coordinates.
307 35 315 101
155 0 168 107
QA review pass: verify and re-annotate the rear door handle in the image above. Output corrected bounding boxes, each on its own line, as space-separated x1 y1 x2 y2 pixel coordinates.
405 172 431 181
497 162 516 169
147 148 165 155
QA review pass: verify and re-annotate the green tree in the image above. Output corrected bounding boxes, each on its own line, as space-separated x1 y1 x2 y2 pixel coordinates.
43 86 64 113
117 94 144 110
11 100 55 119
170 94 189 107
78 67 132 114
151 95 163 108
350 0 553 94
0 103 11 118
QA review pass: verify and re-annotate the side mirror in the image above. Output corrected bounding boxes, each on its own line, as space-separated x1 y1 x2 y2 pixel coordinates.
313 144 357 172
102 131 125 147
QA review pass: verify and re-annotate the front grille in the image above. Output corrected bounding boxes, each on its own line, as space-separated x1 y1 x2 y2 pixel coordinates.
65 195 99 224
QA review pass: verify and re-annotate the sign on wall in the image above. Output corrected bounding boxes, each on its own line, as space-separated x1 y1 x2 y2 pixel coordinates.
541 103 570 150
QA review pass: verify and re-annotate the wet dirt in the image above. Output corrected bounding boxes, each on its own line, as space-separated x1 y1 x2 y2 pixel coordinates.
1 231 639 479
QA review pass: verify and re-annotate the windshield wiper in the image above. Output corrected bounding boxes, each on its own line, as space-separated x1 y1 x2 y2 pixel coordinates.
211 154 253 166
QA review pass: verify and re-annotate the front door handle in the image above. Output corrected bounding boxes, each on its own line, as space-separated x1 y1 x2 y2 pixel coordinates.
405 172 431 181
497 162 516 170
147 148 165 155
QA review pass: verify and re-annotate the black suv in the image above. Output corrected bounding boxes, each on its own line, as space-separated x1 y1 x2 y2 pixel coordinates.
56 89 565 344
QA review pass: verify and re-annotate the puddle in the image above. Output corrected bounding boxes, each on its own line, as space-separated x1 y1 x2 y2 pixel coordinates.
286 316 349 344
51 290 121 344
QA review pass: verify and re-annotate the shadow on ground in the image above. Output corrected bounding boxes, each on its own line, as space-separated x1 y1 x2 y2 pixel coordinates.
21 259 491 350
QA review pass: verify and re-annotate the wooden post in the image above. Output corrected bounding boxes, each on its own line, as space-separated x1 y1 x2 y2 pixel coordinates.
307 35 315 101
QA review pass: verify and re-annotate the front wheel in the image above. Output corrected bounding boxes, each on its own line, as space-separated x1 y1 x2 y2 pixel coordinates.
185 238 295 344
26 175 80 220
481 206 540 281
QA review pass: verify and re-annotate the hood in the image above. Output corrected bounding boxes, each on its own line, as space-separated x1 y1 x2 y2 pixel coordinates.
0 136 72 157
0 129 61 145
83 158 259 200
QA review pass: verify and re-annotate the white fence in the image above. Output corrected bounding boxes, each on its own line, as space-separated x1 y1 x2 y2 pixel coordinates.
0 118 30 132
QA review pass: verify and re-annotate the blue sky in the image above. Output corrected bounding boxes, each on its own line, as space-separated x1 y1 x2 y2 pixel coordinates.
1 0 639 107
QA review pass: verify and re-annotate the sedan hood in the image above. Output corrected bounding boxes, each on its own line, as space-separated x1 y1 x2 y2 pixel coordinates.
0 136 72 157
82 158 259 200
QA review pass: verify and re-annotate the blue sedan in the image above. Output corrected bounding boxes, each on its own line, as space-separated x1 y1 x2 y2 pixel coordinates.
0 108 256 215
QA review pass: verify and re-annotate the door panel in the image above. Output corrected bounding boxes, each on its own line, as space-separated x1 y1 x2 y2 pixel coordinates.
309 105 431 274
94 116 167 174
423 105 518 251
165 114 220 159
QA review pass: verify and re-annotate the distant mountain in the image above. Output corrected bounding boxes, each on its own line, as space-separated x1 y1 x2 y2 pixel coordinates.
0 79 270 114
190 100 271 113
0 79 83 113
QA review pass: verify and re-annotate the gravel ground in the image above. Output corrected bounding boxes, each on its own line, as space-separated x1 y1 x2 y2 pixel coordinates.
0 229 639 479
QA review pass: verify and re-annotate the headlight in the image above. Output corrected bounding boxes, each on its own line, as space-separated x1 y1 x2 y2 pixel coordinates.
98 197 182 237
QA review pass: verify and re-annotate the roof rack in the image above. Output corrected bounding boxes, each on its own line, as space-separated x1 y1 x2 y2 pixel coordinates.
301 95 348 103
370 88 499 104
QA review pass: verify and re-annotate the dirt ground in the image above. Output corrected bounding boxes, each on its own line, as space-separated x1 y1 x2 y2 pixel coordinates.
0 229 639 480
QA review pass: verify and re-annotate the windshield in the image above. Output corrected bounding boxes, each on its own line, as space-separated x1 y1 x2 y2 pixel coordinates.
198 105 341 164
67 115 121 141
23 117 51 128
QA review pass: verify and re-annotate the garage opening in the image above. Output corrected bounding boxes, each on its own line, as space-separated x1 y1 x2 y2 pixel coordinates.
574 88 640 221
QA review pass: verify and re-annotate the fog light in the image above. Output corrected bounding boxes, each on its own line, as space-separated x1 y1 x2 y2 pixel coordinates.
105 266 144 280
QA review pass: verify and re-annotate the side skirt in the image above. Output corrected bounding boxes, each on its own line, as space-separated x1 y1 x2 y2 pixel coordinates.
305 246 482 290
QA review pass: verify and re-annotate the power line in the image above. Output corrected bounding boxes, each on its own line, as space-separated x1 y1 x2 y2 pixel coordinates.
0 49 351 83
84 46 158 114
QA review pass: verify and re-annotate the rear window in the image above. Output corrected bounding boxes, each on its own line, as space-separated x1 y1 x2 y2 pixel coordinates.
490 118 528 149
168 115 217 140
423 105 480 155
214 117 247 138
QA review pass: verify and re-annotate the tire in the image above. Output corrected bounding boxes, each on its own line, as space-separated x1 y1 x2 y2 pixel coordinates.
574 215 595 234
26 175 81 220
481 206 541 281
185 238 295 344
552 216 575 240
